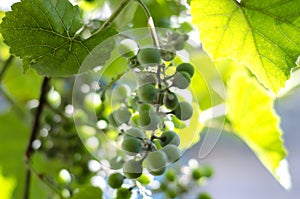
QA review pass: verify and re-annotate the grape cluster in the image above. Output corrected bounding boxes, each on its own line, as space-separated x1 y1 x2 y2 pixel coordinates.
104 32 196 196
156 160 213 199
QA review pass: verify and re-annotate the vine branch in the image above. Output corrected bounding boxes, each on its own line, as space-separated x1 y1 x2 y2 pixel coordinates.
0 55 14 83
24 77 50 199
94 0 133 34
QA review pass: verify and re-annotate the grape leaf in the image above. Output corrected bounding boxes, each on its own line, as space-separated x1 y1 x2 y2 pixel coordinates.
0 0 117 77
0 169 15 199
226 68 290 189
191 0 300 93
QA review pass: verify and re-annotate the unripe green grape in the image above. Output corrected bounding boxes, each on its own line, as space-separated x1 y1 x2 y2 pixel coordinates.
108 113 118 127
108 173 124 188
138 84 158 103
137 174 151 185
137 48 161 65
114 107 131 125
129 113 139 127
123 159 143 179
173 71 191 89
138 72 157 86
138 104 160 130
124 128 145 139
174 101 193 120
116 188 132 199
118 39 139 58
129 96 139 110
84 92 102 112
176 63 194 77
121 137 142 154
146 150 167 176
192 168 203 180
158 18 171 28
127 56 140 69
174 34 189 51
47 90 61 108
199 165 213 178
159 130 180 147
162 144 181 163
166 184 178 198
161 50 176 61
197 193 212 199
109 156 125 170
165 169 176 182
163 92 178 110
174 40 185 51
114 85 130 102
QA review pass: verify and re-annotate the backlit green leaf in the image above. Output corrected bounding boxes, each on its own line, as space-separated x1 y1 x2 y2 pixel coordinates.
0 0 117 76
226 68 290 189
191 0 300 93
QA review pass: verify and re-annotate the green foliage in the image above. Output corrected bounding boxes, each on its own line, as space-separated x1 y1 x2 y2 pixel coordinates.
0 0 299 198
191 0 300 93
0 0 117 76
226 68 289 189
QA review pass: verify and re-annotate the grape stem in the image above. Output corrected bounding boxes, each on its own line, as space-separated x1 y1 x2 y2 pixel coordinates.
93 0 134 35
135 0 160 48
24 77 51 199
100 71 128 101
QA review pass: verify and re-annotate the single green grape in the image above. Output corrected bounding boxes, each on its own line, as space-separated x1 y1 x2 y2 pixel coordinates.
118 39 139 58
109 156 125 170
114 85 130 102
163 92 178 110
138 84 158 103
162 144 181 163
166 184 178 198
123 159 143 179
159 130 180 147
197 192 212 199
157 18 171 28
138 104 160 130
114 107 131 125
146 150 167 176
173 71 191 89
174 34 189 51
174 101 193 120
129 113 139 127
176 63 194 77
199 165 213 178
124 127 145 139
108 113 118 127
129 96 139 110
165 169 176 182
108 173 124 188
137 174 151 185
127 56 140 69
138 72 157 86
121 137 142 154
192 168 203 180
116 187 132 199
161 50 176 61
137 48 161 65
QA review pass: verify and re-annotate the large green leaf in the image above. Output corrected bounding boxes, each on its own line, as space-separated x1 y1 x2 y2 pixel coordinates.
0 0 117 76
191 0 300 93
226 68 290 189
